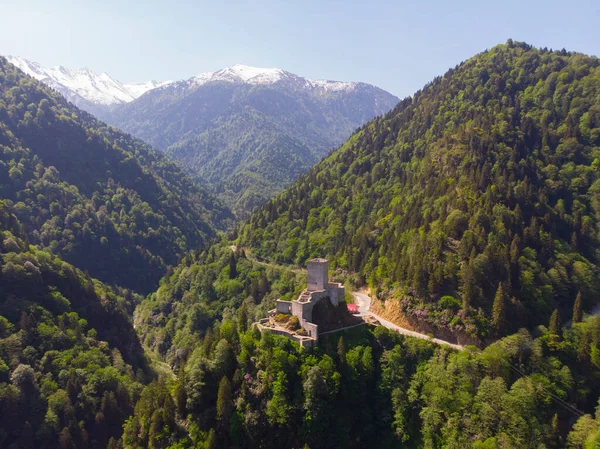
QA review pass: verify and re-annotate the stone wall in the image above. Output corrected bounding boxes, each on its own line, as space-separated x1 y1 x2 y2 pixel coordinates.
292 300 309 322
256 323 316 348
327 284 345 306
303 322 319 339
307 259 328 291
276 300 292 314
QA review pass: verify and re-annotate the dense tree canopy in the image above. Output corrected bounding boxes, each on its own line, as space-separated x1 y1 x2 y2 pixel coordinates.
106 73 398 217
135 243 304 366
0 57 232 293
239 41 600 338
0 201 148 448
122 305 600 449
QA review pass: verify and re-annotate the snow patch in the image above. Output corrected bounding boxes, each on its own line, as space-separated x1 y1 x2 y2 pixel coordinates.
189 63 359 93
5 55 171 105
308 79 358 92
124 80 173 98
5 56 368 107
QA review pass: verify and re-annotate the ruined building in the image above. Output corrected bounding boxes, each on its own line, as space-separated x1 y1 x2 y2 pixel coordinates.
256 258 345 348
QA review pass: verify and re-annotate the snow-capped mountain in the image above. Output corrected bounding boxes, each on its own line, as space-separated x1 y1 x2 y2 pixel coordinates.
5 57 373 112
106 63 399 217
184 64 360 94
5 56 170 108
3 56 399 217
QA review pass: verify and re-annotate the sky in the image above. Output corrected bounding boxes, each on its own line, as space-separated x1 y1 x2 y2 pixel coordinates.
0 0 598 98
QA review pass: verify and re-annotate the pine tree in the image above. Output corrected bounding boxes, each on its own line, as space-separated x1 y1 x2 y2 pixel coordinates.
549 309 562 338
174 367 187 417
549 413 561 448
577 331 592 364
202 328 214 356
461 261 475 312
238 302 248 333
492 283 506 336
510 235 521 265
258 274 269 296
217 376 233 422
229 252 237 279
573 292 583 324
206 429 218 449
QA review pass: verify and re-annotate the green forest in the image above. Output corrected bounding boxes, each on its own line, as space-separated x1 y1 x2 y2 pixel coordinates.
106 71 398 218
0 57 231 293
0 200 150 448
239 41 600 340
3 41 600 448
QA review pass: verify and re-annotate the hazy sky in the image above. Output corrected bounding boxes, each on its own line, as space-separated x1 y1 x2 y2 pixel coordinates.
1 0 598 97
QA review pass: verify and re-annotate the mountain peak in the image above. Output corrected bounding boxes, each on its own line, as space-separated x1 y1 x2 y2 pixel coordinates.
192 63 289 86
4 55 166 106
189 63 363 93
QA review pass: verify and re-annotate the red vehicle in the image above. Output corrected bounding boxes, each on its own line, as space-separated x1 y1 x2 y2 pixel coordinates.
347 303 359 314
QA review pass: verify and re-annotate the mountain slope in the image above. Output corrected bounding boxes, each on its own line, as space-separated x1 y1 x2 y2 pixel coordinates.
239 41 600 338
0 56 231 293
5 56 170 117
106 64 399 215
0 200 148 448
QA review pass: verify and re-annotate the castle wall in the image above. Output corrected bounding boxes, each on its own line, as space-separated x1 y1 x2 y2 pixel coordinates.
255 258 346 350
327 284 345 306
303 322 319 340
256 323 316 348
276 300 292 314
292 300 309 322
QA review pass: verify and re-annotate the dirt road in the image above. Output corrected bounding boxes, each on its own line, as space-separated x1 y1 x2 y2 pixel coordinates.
352 291 464 350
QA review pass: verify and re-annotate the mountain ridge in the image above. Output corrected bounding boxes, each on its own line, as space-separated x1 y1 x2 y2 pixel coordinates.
106 66 399 216
6 56 392 110
0 56 232 293
5 56 399 216
238 41 600 338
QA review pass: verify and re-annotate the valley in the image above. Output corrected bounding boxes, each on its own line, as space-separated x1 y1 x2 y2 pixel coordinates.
8 57 399 217
2 37 600 449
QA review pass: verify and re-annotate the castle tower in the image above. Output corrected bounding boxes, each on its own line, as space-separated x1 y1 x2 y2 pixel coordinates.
307 258 328 291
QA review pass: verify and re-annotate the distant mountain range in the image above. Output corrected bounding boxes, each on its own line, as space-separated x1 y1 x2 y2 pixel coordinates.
106 64 399 216
5 55 170 116
6 57 399 216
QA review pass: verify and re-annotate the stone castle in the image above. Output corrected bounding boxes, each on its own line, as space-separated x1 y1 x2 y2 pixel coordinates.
256 258 345 348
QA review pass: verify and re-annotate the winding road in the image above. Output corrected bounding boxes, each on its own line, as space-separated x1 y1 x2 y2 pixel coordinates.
352 291 464 350
231 245 462 350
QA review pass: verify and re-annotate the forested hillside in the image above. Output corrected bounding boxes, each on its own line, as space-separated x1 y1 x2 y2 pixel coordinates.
239 41 600 339
134 244 304 365
6 39 600 449
0 201 149 448
0 57 231 293
120 230 600 448
106 68 398 216
124 249 600 449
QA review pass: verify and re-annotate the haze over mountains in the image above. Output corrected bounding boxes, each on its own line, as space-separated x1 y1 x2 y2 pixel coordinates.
7 56 399 216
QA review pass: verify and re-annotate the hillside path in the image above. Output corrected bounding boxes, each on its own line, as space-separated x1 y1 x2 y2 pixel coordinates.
352 291 464 351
